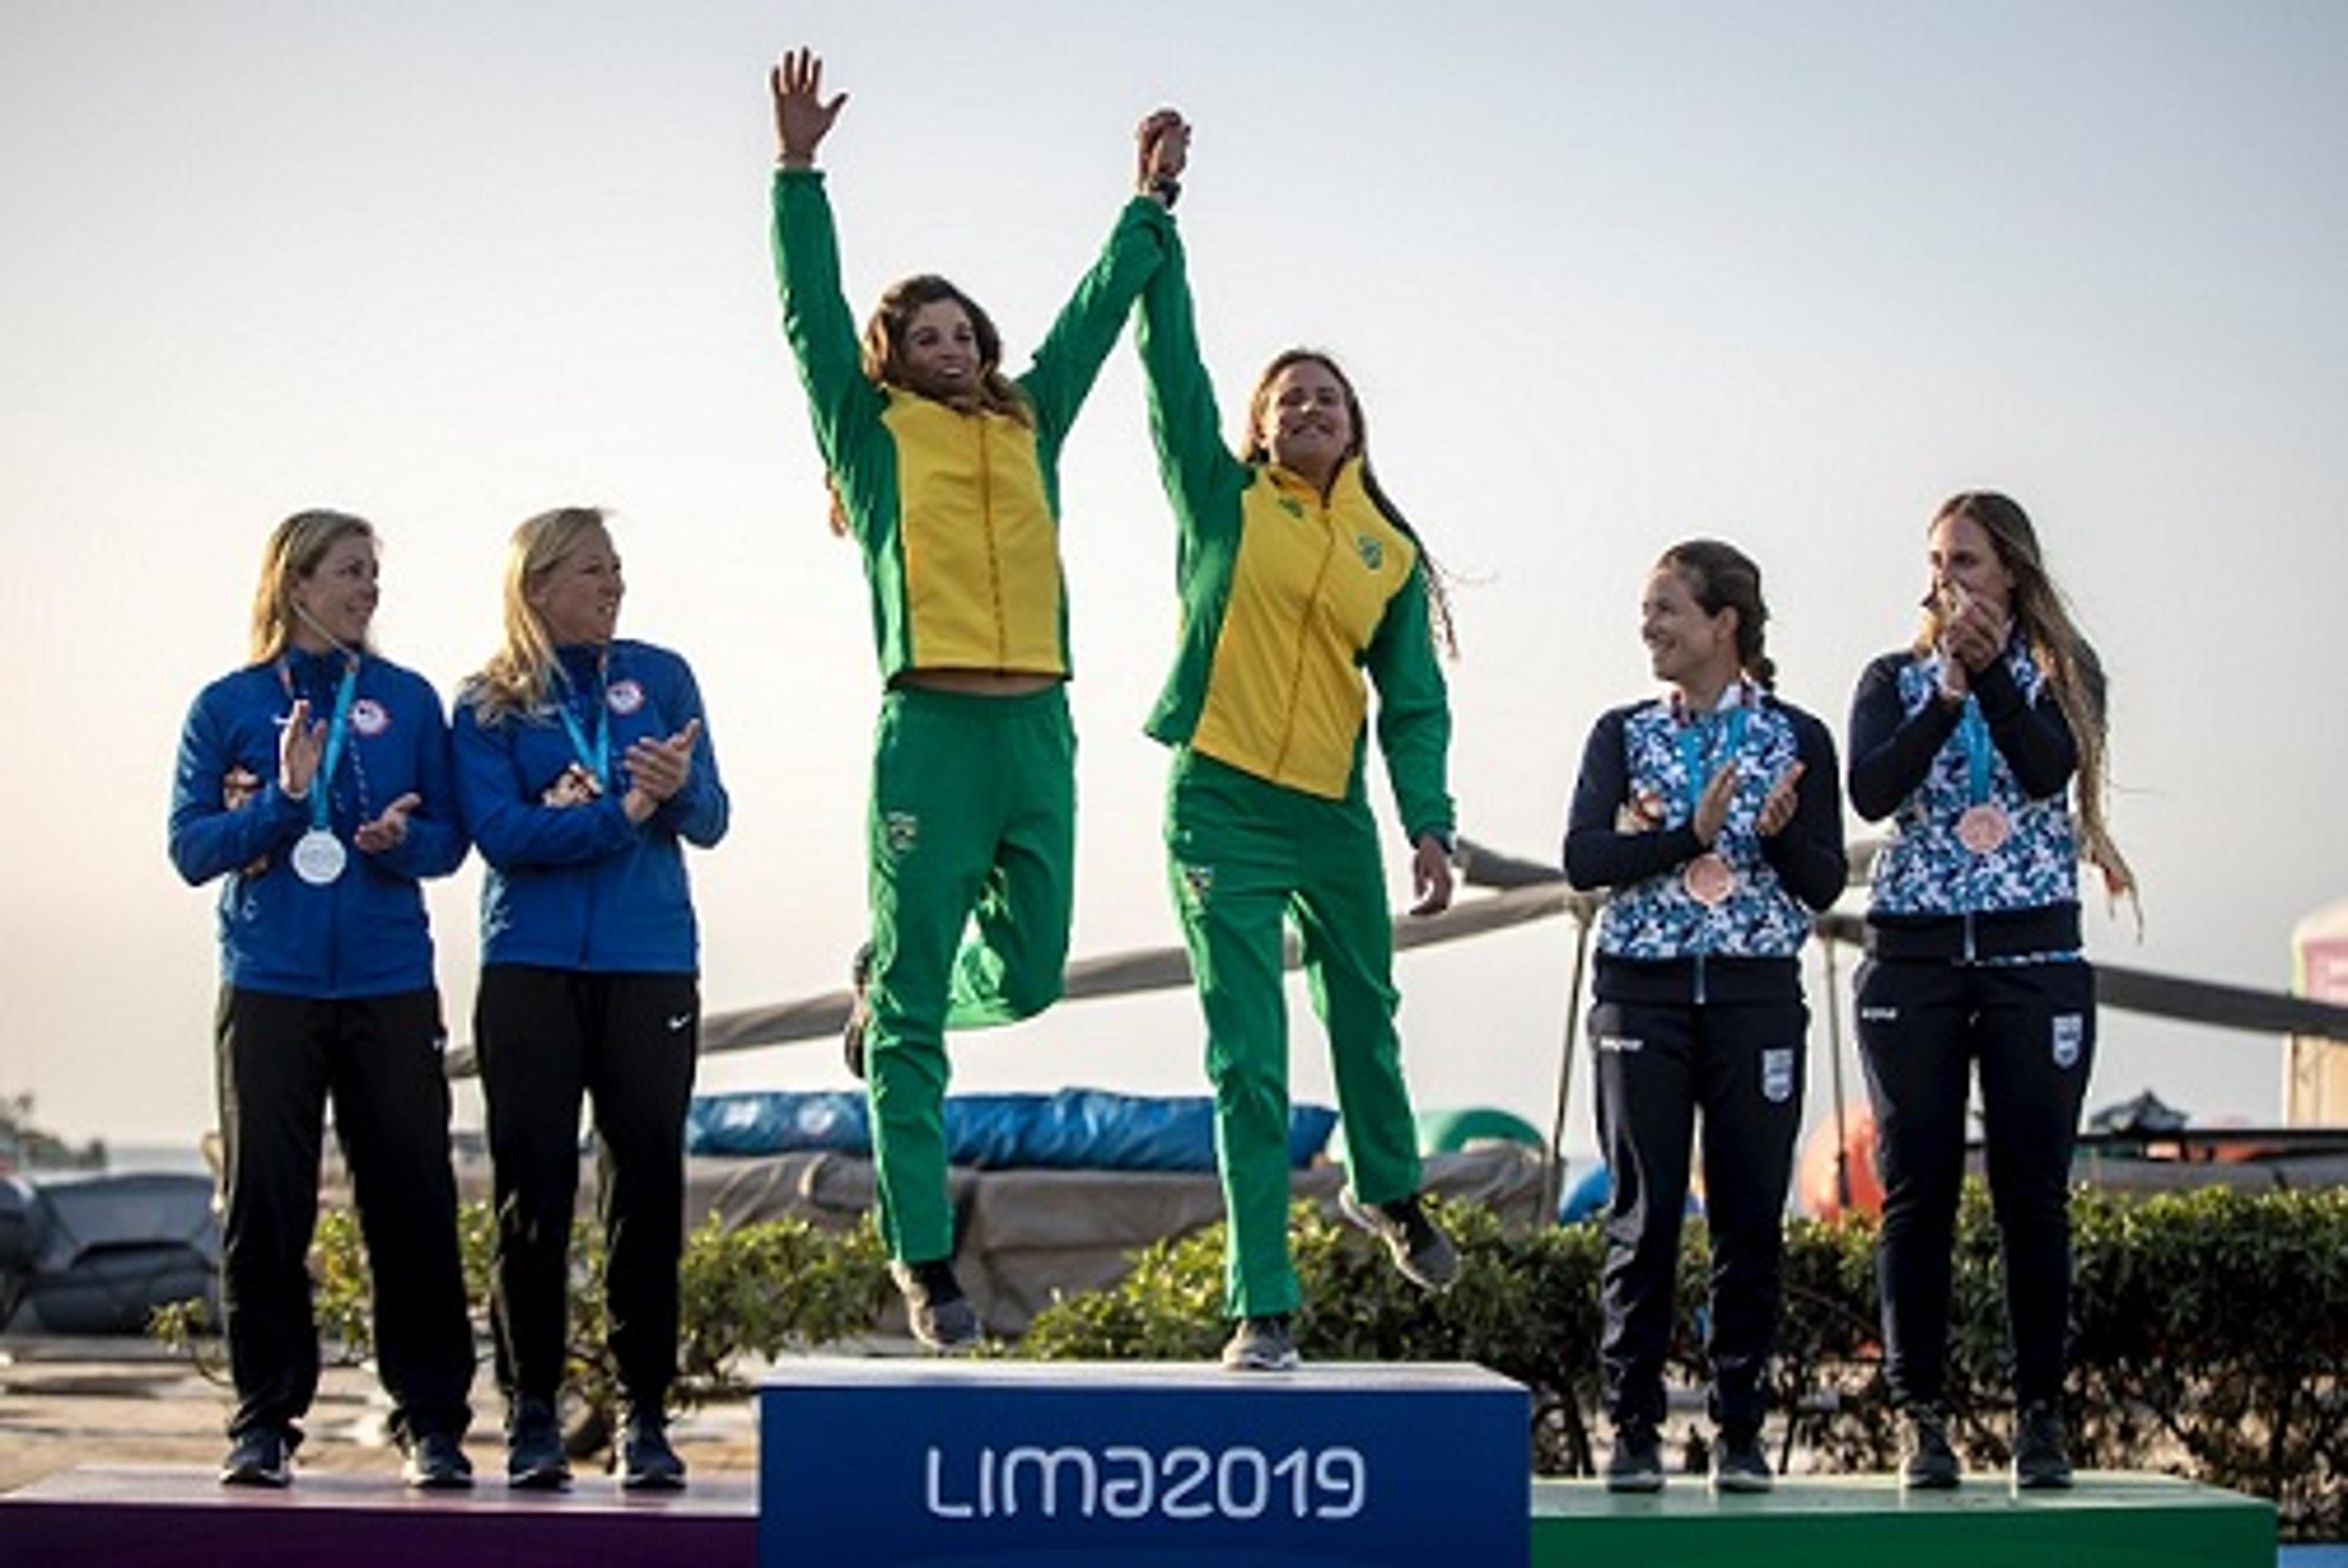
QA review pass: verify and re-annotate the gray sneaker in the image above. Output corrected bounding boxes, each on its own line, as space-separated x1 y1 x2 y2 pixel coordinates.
220 1425 295 1489
1220 1315 1300 1372
506 1397 572 1490
1710 1426 1772 1493
2012 1402 2073 1490
890 1258 981 1350
1603 1419 1664 1493
1338 1189 1460 1292
1902 1405 1961 1490
618 1406 688 1492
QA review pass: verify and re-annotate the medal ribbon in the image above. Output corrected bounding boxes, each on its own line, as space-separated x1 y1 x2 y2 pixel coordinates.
281 656 360 834
1677 702 1750 822
1958 695 1992 806
554 662 612 788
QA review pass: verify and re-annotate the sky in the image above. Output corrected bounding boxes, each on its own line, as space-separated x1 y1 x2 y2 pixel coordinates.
3 2 2345 1162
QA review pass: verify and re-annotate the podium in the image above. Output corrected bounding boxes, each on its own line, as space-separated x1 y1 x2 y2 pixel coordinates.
0 1371 2281 1568
758 1358 1532 1567
1530 1471 2275 1567
0 1463 757 1568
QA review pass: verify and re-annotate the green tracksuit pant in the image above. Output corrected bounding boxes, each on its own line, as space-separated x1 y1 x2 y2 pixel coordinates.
1165 748 1425 1319
866 684 1074 1263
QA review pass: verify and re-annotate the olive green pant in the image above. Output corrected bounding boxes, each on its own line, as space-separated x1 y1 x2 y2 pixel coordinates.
866 685 1074 1264
1165 749 1425 1319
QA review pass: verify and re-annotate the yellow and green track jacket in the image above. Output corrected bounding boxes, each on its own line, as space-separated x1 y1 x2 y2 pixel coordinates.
772 168 1175 682
1135 228 1455 845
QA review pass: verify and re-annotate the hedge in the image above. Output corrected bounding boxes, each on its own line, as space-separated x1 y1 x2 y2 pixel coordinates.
153 1182 2346 1536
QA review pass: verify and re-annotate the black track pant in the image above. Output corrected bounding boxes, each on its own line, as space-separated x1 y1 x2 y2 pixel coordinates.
474 965 698 1416
1590 996 1807 1434
215 985 474 1444
1855 957 2095 1408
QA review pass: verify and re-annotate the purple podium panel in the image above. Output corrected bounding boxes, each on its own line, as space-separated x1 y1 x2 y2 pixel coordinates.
0 1463 756 1568
759 1358 1531 1568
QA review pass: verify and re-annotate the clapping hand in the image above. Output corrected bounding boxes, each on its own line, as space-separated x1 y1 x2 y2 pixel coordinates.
1691 760 1739 846
355 793 421 855
278 699 324 799
621 718 702 823
1755 760 1804 837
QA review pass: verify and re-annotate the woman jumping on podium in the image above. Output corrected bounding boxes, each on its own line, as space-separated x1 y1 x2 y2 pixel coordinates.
1563 540 1844 1492
1848 489 2131 1490
766 47 1181 1350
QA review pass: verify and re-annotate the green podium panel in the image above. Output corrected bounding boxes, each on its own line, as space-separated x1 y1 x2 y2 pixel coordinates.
1531 1472 2274 1568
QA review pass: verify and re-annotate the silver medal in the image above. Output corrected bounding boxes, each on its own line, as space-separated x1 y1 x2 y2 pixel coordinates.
292 828 347 886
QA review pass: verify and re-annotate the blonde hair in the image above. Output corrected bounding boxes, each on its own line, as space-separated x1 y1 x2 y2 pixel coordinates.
465 506 611 726
248 509 376 663
1916 491 2135 900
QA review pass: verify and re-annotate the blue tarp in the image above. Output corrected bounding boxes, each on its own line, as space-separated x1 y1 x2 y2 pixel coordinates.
687 1088 1338 1173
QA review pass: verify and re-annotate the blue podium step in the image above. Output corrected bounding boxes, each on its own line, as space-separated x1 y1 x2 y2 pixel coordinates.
758 1357 1532 1567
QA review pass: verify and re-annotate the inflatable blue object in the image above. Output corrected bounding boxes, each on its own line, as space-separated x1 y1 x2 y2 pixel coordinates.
686 1088 1338 1174
1557 1163 1704 1224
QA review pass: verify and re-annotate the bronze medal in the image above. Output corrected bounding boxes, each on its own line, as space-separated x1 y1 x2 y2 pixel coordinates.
1682 852 1735 907
1956 803 2010 855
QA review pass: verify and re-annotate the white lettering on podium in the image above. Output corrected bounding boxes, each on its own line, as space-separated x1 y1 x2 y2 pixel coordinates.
924 1443 1369 1521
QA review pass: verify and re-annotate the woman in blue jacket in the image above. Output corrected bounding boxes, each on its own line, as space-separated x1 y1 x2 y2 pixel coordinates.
169 508 476 1492
1563 540 1845 1493
454 506 728 1491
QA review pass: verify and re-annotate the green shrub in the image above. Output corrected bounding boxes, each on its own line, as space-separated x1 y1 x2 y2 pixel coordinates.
1017 1183 2348 1537
149 1179 2348 1536
154 1201 893 1443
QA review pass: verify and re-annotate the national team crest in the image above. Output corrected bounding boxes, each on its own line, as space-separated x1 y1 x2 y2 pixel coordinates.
1354 533 1383 571
2051 1013 2085 1069
1761 1048 1796 1105
349 698 389 737
607 679 646 715
883 812 920 856
1278 497 1305 519
1176 862 1214 910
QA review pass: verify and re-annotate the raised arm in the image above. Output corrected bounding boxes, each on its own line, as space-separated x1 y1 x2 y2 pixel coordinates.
1133 187 1248 535
768 48 882 496
1016 111 1187 456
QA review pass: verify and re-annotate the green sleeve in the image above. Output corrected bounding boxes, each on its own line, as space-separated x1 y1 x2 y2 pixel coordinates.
1017 196 1176 466
770 168 885 493
1364 556 1456 844
1134 218 1249 546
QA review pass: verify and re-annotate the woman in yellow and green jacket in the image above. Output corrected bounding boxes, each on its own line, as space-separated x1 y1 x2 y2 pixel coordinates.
1132 142 1463 1373
766 48 1181 1350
